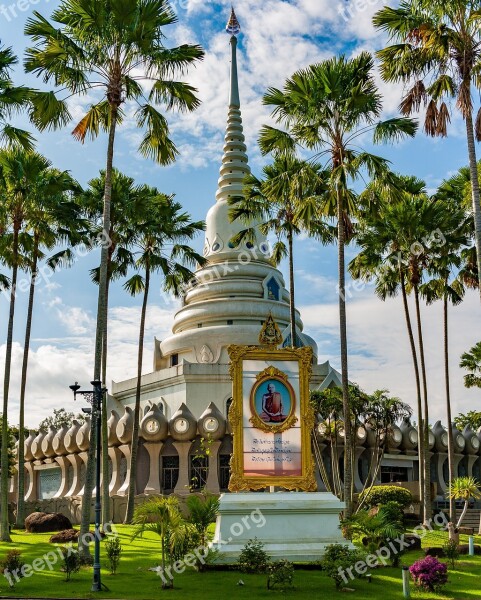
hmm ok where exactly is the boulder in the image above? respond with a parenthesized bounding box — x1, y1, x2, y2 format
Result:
(458, 544, 481, 555)
(424, 547, 446, 558)
(25, 512, 72, 533)
(49, 529, 79, 543)
(458, 526, 475, 536)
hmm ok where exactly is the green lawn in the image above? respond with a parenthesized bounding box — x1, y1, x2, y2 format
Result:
(0, 526, 480, 599)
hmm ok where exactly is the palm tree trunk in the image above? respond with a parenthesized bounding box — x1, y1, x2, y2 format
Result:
(1, 224, 20, 542)
(79, 105, 118, 556)
(287, 230, 297, 347)
(125, 264, 150, 523)
(457, 500, 469, 529)
(337, 190, 353, 517)
(15, 235, 39, 528)
(414, 286, 431, 524)
(465, 109, 481, 304)
(444, 291, 456, 524)
(101, 277, 110, 526)
(400, 270, 425, 519)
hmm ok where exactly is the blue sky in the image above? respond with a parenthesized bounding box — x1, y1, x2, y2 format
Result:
(1, 0, 480, 427)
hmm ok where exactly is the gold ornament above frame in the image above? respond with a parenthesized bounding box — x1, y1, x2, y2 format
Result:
(227, 340, 316, 492)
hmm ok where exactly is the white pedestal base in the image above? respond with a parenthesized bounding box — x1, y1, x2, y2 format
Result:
(210, 492, 349, 563)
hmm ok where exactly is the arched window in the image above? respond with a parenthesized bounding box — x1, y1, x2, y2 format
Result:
(266, 277, 280, 301)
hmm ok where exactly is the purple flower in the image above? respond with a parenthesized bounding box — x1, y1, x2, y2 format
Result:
(409, 556, 448, 592)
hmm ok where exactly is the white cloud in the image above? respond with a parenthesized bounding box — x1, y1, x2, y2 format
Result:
(301, 289, 481, 424)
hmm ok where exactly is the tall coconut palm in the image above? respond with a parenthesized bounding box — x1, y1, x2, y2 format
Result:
(259, 52, 417, 515)
(15, 170, 83, 528)
(0, 149, 56, 541)
(123, 190, 205, 523)
(421, 191, 471, 523)
(24, 0, 204, 552)
(0, 42, 34, 150)
(350, 177, 428, 497)
(350, 187, 464, 523)
(229, 156, 332, 347)
(374, 0, 481, 304)
(81, 169, 143, 525)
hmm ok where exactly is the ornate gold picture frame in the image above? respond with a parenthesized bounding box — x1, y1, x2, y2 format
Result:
(227, 344, 316, 492)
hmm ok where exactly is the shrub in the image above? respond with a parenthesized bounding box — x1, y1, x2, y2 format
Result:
(443, 539, 460, 568)
(60, 546, 80, 581)
(105, 535, 122, 575)
(267, 560, 294, 590)
(0, 549, 25, 588)
(238, 538, 270, 574)
(409, 556, 448, 592)
(322, 544, 365, 590)
(358, 485, 413, 509)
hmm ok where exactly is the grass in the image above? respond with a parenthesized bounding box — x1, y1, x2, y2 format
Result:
(0, 526, 480, 599)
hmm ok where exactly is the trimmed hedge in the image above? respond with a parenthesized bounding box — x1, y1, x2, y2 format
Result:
(358, 485, 413, 508)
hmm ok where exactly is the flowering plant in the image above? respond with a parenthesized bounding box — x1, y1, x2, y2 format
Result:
(409, 556, 448, 591)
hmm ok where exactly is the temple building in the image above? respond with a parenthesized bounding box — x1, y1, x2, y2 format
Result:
(11, 13, 481, 524)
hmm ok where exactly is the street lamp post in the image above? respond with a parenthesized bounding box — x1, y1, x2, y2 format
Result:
(69, 379, 106, 592)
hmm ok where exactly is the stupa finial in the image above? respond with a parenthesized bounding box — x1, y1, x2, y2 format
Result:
(226, 6, 241, 37)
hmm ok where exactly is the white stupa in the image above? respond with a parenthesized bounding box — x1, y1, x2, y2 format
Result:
(109, 9, 335, 495)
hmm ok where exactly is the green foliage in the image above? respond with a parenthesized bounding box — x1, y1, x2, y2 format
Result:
(0, 549, 25, 587)
(37, 408, 85, 432)
(238, 538, 270, 574)
(267, 559, 294, 591)
(443, 539, 460, 568)
(185, 493, 219, 570)
(105, 535, 122, 575)
(60, 547, 80, 581)
(321, 544, 365, 590)
(460, 342, 481, 389)
(343, 502, 405, 565)
(358, 485, 413, 509)
(132, 496, 195, 589)
(454, 410, 481, 432)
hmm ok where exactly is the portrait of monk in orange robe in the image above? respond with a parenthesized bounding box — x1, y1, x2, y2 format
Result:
(261, 382, 286, 423)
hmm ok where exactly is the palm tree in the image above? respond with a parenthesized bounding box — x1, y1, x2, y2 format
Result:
(421, 192, 470, 523)
(259, 53, 416, 516)
(81, 169, 143, 525)
(350, 175, 428, 516)
(229, 156, 332, 347)
(447, 477, 481, 528)
(186, 493, 219, 570)
(373, 0, 481, 304)
(0, 42, 33, 149)
(123, 190, 205, 523)
(460, 342, 481, 389)
(350, 186, 465, 523)
(132, 496, 194, 589)
(24, 0, 204, 552)
(0, 149, 58, 541)
(15, 169, 82, 528)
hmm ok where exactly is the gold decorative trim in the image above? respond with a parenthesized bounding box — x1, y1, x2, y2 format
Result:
(227, 344, 316, 492)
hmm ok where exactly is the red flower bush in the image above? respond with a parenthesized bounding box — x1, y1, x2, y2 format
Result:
(409, 556, 448, 591)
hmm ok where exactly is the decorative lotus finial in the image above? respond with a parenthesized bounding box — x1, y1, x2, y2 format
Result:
(226, 6, 241, 36)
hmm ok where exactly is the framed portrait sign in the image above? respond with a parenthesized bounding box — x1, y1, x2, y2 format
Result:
(227, 340, 316, 492)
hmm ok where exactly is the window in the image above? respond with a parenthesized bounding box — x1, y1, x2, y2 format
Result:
(219, 455, 231, 491)
(190, 455, 208, 490)
(226, 397, 233, 417)
(227, 320, 233, 325)
(198, 323, 203, 328)
(266, 277, 280, 301)
(38, 468, 62, 500)
(162, 456, 179, 491)
(171, 354, 179, 367)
